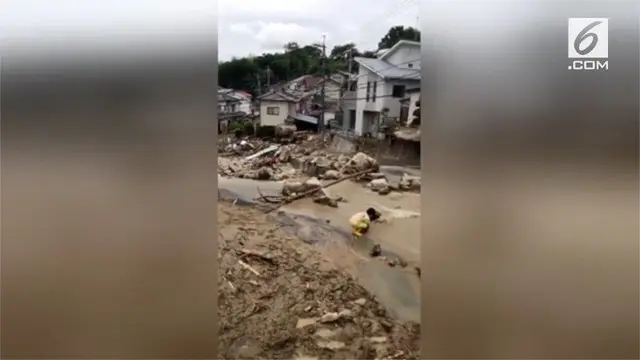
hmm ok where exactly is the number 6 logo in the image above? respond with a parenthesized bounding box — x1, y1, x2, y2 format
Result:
(568, 18, 609, 59)
(574, 21, 602, 56)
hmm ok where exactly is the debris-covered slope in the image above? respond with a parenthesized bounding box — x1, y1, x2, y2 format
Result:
(218, 201, 421, 359)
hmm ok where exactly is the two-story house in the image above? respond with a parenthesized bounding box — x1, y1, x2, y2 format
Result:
(341, 40, 420, 136)
(218, 88, 252, 115)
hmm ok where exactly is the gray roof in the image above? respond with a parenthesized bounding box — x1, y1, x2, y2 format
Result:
(257, 89, 302, 102)
(354, 57, 420, 80)
(293, 113, 318, 124)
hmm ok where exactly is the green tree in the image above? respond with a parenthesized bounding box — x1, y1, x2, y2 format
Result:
(218, 26, 416, 95)
(377, 25, 420, 50)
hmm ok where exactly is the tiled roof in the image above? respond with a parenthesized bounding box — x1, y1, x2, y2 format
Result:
(354, 57, 420, 80)
(257, 89, 302, 102)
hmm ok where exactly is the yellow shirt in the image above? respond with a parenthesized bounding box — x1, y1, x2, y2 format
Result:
(349, 212, 370, 237)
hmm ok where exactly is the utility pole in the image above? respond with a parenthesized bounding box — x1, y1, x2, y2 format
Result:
(256, 71, 262, 96)
(346, 47, 353, 91)
(319, 34, 327, 133)
(266, 66, 271, 90)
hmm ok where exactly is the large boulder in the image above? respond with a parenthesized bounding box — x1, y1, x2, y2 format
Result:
(322, 169, 340, 180)
(302, 177, 322, 192)
(256, 167, 273, 180)
(345, 152, 379, 173)
(399, 173, 421, 192)
(282, 180, 305, 196)
(368, 178, 389, 192)
(275, 124, 296, 138)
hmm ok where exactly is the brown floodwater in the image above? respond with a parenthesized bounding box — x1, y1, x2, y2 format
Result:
(219, 173, 422, 323)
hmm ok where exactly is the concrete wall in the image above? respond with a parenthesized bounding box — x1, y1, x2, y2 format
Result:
(382, 43, 421, 69)
(328, 133, 420, 166)
(375, 137, 421, 166)
(260, 101, 293, 126)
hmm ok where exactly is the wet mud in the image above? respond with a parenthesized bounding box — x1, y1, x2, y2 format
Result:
(218, 170, 421, 323)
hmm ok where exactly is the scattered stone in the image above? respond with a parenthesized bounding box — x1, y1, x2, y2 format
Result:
(368, 178, 389, 192)
(370, 244, 382, 257)
(313, 196, 338, 208)
(338, 309, 353, 318)
(282, 180, 304, 196)
(388, 182, 400, 192)
(296, 318, 318, 328)
(345, 152, 379, 173)
(399, 173, 421, 192)
(294, 355, 318, 360)
(353, 298, 367, 306)
(315, 328, 338, 339)
(303, 177, 322, 191)
(369, 336, 388, 344)
(316, 340, 346, 350)
(256, 167, 273, 180)
(378, 186, 391, 195)
(379, 319, 394, 331)
(319, 312, 340, 323)
(322, 169, 340, 180)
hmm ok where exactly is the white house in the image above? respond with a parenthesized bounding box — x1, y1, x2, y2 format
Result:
(341, 40, 420, 135)
(257, 90, 302, 126)
(218, 88, 252, 114)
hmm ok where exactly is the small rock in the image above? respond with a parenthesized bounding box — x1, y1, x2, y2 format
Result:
(256, 167, 272, 180)
(319, 312, 340, 323)
(315, 328, 338, 339)
(313, 196, 338, 208)
(378, 186, 391, 195)
(369, 172, 387, 179)
(323, 169, 340, 180)
(368, 336, 388, 344)
(368, 178, 389, 191)
(379, 319, 393, 331)
(296, 318, 318, 328)
(303, 177, 322, 190)
(353, 298, 367, 306)
(370, 244, 382, 257)
(338, 309, 353, 318)
(316, 340, 346, 350)
(282, 180, 304, 196)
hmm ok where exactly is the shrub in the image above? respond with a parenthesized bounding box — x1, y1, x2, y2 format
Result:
(243, 122, 255, 136)
(255, 125, 276, 138)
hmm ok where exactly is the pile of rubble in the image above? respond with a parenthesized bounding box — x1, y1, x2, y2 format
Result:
(218, 201, 421, 359)
(219, 136, 422, 206)
(363, 173, 422, 196)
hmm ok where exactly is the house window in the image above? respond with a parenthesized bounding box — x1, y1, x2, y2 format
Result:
(408, 63, 413, 68)
(349, 81, 357, 91)
(372, 81, 377, 102)
(266, 106, 279, 115)
(392, 85, 406, 98)
(366, 82, 371, 101)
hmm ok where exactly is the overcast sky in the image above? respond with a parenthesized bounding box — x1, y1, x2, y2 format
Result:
(0, 0, 419, 61)
(218, 0, 420, 61)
